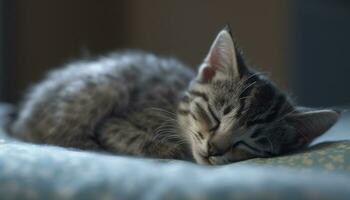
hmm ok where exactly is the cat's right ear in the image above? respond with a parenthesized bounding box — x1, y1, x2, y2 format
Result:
(284, 108, 340, 151)
(197, 26, 247, 83)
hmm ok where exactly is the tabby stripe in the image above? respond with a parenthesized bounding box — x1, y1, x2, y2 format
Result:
(143, 141, 152, 151)
(196, 131, 204, 140)
(193, 133, 201, 141)
(233, 141, 262, 154)
(195, 102, 210, 122)
(207, 105, 219, 125)
(236, 83, 255, 118)
(246, 95, 285, 127)
(177, 109, 190, 115)
(263, 95, 285, 121)
(127, 135, 140, 146)
(189, 90, 209, 102)
(250, 128, 263, 139)
(191, 113, 198, 120)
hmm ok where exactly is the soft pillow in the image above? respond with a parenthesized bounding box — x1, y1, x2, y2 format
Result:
(0, 104, 349, 200)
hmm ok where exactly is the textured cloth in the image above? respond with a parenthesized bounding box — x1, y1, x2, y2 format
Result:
(0, 104, 350, 200)
(242, 141, 350, 172)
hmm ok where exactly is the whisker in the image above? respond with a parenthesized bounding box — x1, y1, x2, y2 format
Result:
(238, 96, 250, 101)
(234, 72, 262, 90)
(277, 109, 296, 121)
(238, 81, 256, 97)
(244, 72, 266, 83)
(146, 107, 177, 117)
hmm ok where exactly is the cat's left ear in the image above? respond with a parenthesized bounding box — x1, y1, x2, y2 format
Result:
(284, 108, 340, 150)
(197, 26, 247, 83)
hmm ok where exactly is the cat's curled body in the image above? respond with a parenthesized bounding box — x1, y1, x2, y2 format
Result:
(12, 51, 194, 160)
(11, 27, 339, 165)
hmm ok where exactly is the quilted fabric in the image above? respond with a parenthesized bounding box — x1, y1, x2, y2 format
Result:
(0, 104, 349, 200)
(242, 141, 350, 172)
(0, 140, 350, 200)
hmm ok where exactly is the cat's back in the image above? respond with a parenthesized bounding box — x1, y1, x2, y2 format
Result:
(44, 51, 193, 92)
(11, 51, 194, 144)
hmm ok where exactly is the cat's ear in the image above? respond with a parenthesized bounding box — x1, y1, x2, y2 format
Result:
(197, 26, 247, 83)
(284, 108, 340, 150)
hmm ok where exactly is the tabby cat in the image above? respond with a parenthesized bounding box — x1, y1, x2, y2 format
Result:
(11, 26, 339, 165)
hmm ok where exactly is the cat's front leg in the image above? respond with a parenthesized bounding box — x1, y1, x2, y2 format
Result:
(96, 117, 191, 160)
(208, 148, 255, 165)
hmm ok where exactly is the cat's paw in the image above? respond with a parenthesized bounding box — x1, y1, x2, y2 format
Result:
(208, 148, 257, 165)
(208, 156, 229, 165)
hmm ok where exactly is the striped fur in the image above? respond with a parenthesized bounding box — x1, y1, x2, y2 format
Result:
(177, 27, 339, 165)
(11, 27, 339, 165)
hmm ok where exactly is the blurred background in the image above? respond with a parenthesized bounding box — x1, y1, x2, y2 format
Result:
(0, 0, 349, 107)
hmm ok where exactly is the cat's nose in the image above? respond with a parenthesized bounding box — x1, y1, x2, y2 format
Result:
(208, 142, 225, 156)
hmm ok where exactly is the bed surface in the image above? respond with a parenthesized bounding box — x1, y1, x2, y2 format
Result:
(0, 104, 349, 200)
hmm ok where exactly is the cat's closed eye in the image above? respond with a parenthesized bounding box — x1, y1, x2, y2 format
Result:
(209, 123, 220, 132)
(223, 106, 233, 115)
(11, 23, 339, 167)
(177, 27, 340, 165)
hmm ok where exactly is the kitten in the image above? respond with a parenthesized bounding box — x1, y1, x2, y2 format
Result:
(11, 26, 339, 165)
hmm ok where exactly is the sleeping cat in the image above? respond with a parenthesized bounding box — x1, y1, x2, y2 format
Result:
(11, 26, 339, 165)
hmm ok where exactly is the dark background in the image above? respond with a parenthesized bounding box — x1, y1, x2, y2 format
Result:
(0, 0, 349, 107)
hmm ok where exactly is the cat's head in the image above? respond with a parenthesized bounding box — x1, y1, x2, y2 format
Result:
(177, 27, 339, 165)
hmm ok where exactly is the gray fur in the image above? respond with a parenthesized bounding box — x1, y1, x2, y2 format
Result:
(176, 28, 339, 164)
(11, 28, 339, 165)
(11, 51, 193, 160)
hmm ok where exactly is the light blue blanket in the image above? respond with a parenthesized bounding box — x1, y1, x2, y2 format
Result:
(0, 104, 349, 200)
